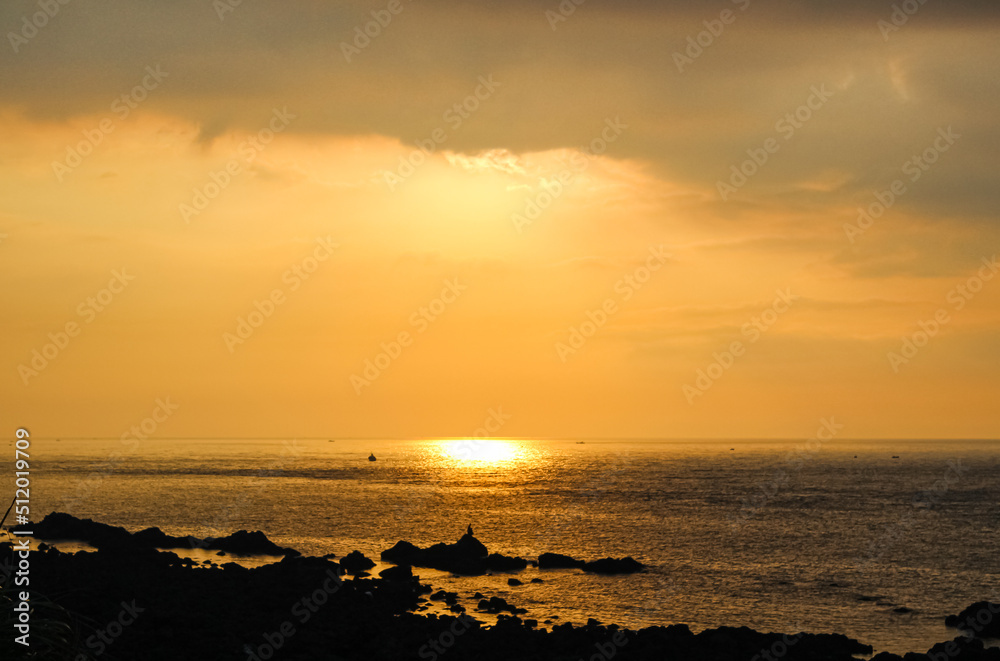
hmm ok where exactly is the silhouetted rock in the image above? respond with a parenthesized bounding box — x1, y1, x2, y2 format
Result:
(17, 512, 301, 557)
(485, 552, 528, 571)
(582, 556, 644, 574)
(870, 653, 903, 661)
(340, 550, 376, 574)
(538, 552, 584, 569)
(925, 635, 1000, 661)
(133, 526, 199, 549)
(381, 540, 423, 564)
(8, 514, 977, 661)
(477, 596, 521, 615)
(378, 564, 413, 581)
(454, 532, 489, 556)
(381, 533, 525, 576)
(945, 601, 1000, 638)
(508, 578, 522, 586)
(17, 512, 132, 547)
(204, 530, 300, 557)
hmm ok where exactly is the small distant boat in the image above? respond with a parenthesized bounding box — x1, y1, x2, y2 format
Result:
(368, 452, 377, 462)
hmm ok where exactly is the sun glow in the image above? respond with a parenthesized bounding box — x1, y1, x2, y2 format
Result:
(437, 439, 521, 464)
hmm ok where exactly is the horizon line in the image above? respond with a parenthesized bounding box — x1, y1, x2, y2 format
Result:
(21, 436, 1000, 442)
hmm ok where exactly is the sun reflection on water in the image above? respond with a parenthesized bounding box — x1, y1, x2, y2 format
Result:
(435, 439, 524, 465)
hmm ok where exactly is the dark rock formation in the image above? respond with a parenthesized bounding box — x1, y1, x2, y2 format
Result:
(538, 552, 643, 574)
(870, 653, 903, 661)
(582, 556, 644, 574)
(537, 552, 584, 569)
(476, 596, 525, 615)
(133, 525, 201, 549)
(381, 533, 526, 576)
(8, 514, 993, 661)
(15, 512, 132, 547)
(339, 550, 376, 574)
(378, 564, 413, 581)
(380, 540, 423, 564)
(945, 601, 1000, 638)
(17, 512, 300, 556)
(485, 552, 528, 572)
(204, 530, 300, 557)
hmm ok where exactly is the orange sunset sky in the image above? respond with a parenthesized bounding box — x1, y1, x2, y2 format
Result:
(1, 0, 998, 440)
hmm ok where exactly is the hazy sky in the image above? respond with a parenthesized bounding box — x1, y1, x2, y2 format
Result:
(2, 0, 998, 439)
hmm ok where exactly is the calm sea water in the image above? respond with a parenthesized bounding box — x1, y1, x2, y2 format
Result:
(5, 437, 1000, 655)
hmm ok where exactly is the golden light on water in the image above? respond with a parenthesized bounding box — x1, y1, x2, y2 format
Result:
(436, 439, 522, 464)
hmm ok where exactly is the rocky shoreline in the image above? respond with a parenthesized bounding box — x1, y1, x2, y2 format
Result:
(2, 513, 998, 660)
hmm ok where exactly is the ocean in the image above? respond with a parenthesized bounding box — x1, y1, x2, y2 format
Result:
(7, 436, 1000, 656)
